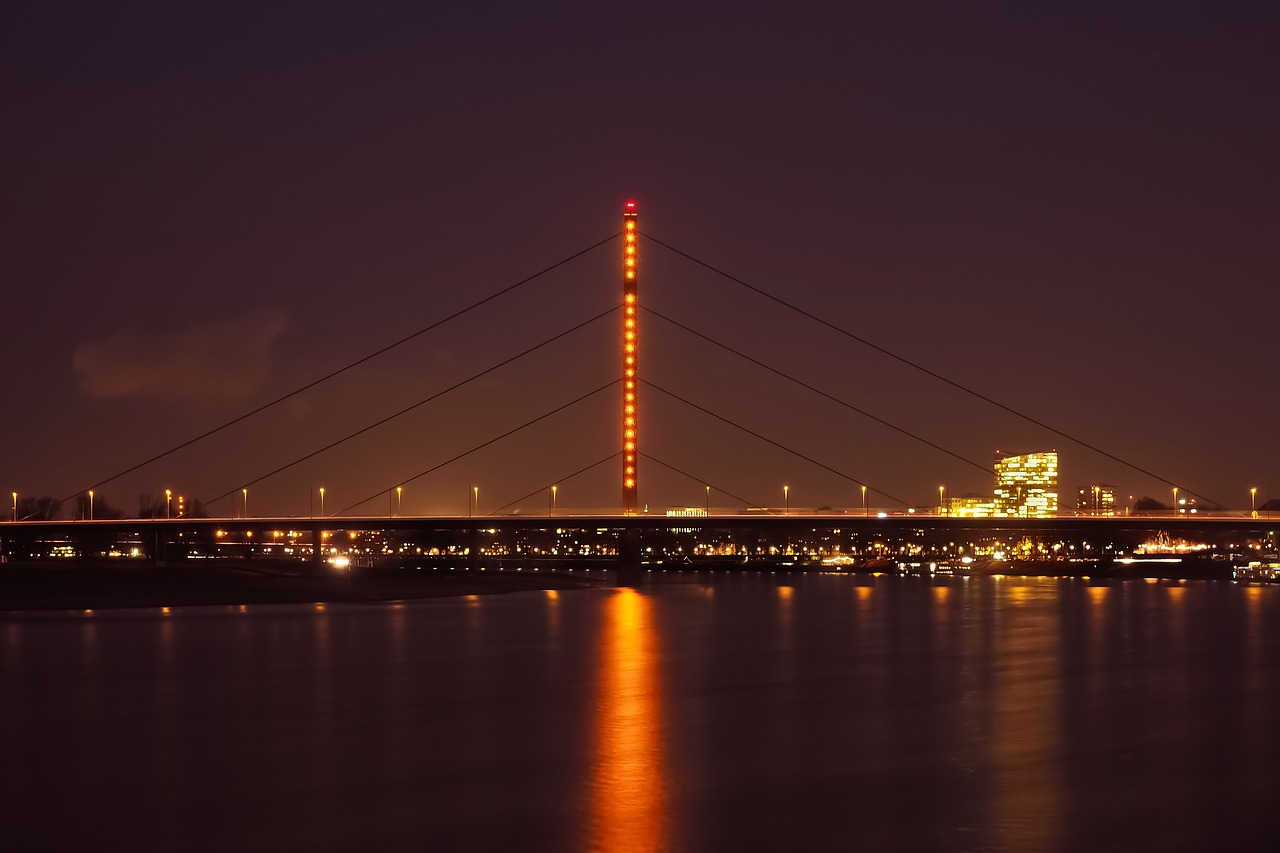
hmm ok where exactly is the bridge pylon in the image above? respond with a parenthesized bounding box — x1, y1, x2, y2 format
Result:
(622, 200, 639, 515)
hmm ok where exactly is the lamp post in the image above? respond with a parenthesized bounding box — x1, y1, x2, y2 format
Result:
(319, 487, 325, 518)
(861, 484, 867, 518)
(705, 485, 710, 516)
(784, 485, 790, 517)
(939, 485, 945, 516)
(397, 486, 403, 516)
(472, 486, 479, 518)
(243, 488, 249, 519)
(165, 489, 172, 520)
(1172, 487, 1178, 516)
(550, 485, 557, 518)
(12, 492, 17, 523)
(88, 490, 94, 521)
(1093, 485, 1100, 516)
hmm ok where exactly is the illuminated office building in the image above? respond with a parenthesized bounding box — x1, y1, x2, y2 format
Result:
(993, 451, 1058, 517)
(949, 494, 996, 518)
(1076, 484, 1116, 516)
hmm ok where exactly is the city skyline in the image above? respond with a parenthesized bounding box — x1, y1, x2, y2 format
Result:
(3, 2, 1277, 517)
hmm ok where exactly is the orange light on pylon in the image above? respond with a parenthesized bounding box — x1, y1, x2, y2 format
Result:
(622, 200, 639, 514)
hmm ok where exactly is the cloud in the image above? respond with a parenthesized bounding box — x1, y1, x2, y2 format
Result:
(73, 309, 289, 400)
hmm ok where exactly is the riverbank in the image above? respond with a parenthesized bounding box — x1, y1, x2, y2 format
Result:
(0, 560, 603, 612)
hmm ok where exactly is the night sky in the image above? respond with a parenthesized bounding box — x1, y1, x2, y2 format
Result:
(3, 1, 1277, 518)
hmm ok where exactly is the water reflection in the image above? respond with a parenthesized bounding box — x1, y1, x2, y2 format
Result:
(989, 581, 1062, 851)
(590, 588, 666, 852)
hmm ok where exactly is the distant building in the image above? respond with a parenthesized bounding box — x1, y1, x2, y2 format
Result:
(665, 507, 708, 518)
(949, 494, 996, 518)
(1076, 484, 1117, 516)
(994, 451, 1058, 517)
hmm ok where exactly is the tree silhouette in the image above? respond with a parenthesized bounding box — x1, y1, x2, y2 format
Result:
(70, 493, 124, 520)
(17, 496, 61, 521)
(137, 493, 167, 519)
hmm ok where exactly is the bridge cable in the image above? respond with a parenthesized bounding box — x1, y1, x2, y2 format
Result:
(643, 306, 991, 477)
(205, 305, 621, 509)
(65, 232, 621, 505)
(487, 452, 620, 516)
(639, 452, 769, 512)
(336, 379, 620, 516)
(641, 379, 912, 508)
(645, 234, 1223, 508)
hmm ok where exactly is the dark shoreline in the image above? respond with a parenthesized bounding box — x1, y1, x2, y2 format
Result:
(0, 560, 603, 613)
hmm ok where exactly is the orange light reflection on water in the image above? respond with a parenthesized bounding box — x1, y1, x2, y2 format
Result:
(590, 588, 665, 852)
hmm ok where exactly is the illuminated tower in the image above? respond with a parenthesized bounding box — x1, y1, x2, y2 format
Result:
(622, 200, 639, 514)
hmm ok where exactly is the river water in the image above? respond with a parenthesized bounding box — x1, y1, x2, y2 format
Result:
(3, 573, 1279, 852)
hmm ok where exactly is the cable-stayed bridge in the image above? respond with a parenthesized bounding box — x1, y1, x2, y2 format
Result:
(3, 202, 1275, 579)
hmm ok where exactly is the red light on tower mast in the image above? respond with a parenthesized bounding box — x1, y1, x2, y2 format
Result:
(622, 201, 639, 514)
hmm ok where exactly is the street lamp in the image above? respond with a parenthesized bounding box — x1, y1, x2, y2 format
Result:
(550, 485, 557, 518)
(784, 485, 789, 517)
(243, 488, 249, 519)
(861, 484, 867, 518)
(319, 487, 325, 518)
(12, 492, 17, 523)
(165, 489, 172, 520)
(88, 490, 94, 521)
(1172, 487, 1178, 516)
(472, 486, 479, 518)
(397, 486, 403, 516)
(1093, 485, 1100, 516)
(705, 484, 710, 516)
(939, 485, 945, 516)
(1251, 487, 1258, 518)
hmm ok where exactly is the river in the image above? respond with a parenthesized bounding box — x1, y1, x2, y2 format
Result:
(3, 573, 1279, 851)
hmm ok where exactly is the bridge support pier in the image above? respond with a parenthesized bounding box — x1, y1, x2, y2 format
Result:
(311, 524, 325, 568)
(468, 527, 480, 572)
(617, 526, 644, 587)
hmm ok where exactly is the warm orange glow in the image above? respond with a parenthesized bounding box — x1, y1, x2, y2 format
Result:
(590, 589, 665, 850)
(622, 204, 638, 513)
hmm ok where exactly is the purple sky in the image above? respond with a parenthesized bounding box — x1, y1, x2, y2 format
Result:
(3, 1, 1277, 518)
